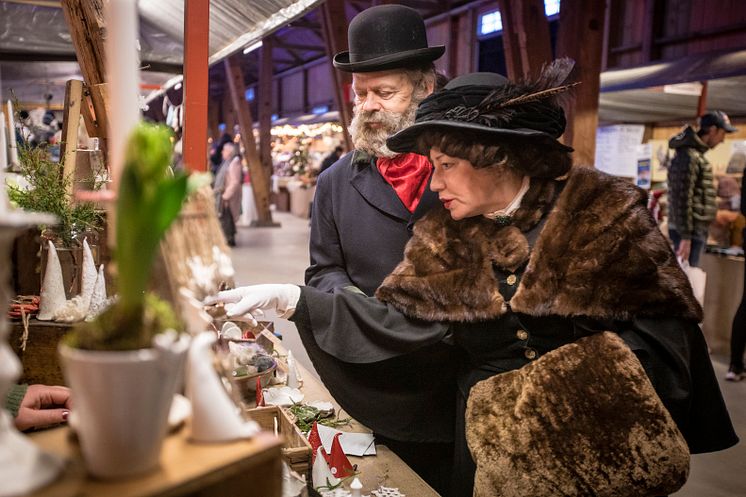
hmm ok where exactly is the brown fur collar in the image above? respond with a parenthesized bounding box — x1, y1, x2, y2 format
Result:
(376, 167, 702, 322)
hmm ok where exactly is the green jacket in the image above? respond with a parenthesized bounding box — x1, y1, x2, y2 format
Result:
(667, 125, 717, 238)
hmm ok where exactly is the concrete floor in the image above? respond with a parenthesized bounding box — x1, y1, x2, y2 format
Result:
(231, 211, 745, 496)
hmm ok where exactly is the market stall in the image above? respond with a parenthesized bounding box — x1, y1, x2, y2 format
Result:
(21, 329, 438, 497)
(271, 120, 344, 217)
(1, 2, 437, 495)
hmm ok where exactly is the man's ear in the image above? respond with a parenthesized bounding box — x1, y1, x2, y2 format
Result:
(425, 78, 435, 95)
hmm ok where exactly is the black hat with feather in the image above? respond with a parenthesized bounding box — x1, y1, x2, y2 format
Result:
(387, 59, 578, 154)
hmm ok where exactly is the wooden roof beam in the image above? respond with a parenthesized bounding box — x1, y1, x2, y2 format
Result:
(320, 0, 352, 150)
(288, 18, 323, 36)
(277, 45, 306, 66)
(60, 0, 106, 86)
(272, 41, 325, 54)
(556, 0, 606, 167)
(497, 0, 552, 80)
(225, 55, 275, 225)
(183, 0, 209, 172)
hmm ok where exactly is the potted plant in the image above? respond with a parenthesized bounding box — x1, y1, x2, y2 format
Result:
(58, 123, 191, 479)
(6, 144, 104, 297)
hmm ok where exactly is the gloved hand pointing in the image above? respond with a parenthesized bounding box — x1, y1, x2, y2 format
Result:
(204, 284, 301, 325)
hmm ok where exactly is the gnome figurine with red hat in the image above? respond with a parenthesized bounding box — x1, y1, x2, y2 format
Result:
(308, 421, 324, 463)
(312, 446, 339, 490)
(329, 433, 355, 478)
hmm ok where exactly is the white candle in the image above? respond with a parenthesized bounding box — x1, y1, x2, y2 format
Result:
(0, 111, 7, 170)
(6, 101, 18, 166)
(350, 477, 363, 497)
(105, 0, 141, 190)
(286, 350, 300, 389)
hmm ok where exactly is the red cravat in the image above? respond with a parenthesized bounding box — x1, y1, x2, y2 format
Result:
(376, 153, 432, 213)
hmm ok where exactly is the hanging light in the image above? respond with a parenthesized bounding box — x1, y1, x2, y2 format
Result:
(243, 41, 263, 54)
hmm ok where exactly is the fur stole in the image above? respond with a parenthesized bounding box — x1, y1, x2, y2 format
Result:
(376, 167, 702, 323)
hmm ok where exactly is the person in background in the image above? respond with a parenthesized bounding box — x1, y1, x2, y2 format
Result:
(209, 133, 233, 176)
(5, 384, 71, 432)
(706, 174, 743, 248)
(239, 164, 258, 227)
(214, 141, 243, 247)
(304, 5, 454, 493)
(727, 171, 746, 381)
(667, 110, 737, 266)
(171, 132, 184, 173)
(319, 145, 344, 174)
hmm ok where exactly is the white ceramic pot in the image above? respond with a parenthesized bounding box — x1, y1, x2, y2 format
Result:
(59, 334, 188, 479)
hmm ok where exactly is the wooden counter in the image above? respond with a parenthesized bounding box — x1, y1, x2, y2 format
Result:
(26, 427, 283, 497)
(257, 331, 440, 496)
(12, 329, 439, 496)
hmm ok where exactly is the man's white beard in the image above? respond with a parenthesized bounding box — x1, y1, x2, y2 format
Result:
(349, 98, 419, 158)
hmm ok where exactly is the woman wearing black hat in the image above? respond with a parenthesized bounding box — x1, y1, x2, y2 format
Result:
(208, 61, 737, 497)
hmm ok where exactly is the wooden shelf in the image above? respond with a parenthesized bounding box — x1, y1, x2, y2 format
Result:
(26, 426, 283, 497)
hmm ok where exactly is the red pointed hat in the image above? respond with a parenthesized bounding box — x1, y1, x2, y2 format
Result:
(329, 433, 355, 478)
(308, 422, 323, 463)
(255, 378, 265, 407)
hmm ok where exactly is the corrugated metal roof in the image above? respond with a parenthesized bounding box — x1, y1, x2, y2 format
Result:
(0, 0, 324, 66)
(0, 0, 324, 106)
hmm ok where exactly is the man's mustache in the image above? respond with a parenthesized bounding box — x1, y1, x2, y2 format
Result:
(357, 111, 398, 126)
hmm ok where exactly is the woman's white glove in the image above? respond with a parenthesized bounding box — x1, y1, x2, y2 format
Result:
(205, 284, 301, 325)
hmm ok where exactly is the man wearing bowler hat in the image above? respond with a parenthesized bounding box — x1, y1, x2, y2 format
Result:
(303, 4, 455, 494)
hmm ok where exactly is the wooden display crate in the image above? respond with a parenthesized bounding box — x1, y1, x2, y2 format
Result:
(248, 405, 312, 476)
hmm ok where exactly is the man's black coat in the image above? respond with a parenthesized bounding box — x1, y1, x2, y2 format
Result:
(306, 150, 438, 296)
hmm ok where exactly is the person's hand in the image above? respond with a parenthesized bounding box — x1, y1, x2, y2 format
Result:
(677, 238, 692, 263)
(205, 284, 301, 325)
(15, 385, 72, 432)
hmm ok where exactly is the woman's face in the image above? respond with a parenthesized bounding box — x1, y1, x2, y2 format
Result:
(429, 146, 520, 221)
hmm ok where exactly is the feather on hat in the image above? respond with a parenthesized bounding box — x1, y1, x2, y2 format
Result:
(387, 58, 578, 154)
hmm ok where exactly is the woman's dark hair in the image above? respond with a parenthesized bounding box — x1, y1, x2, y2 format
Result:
(415, 129, 572, 178)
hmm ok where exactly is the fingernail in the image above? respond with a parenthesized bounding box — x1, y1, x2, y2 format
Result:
(62, 411, 70, 421)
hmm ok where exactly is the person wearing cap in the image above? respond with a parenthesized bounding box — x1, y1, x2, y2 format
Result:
(303, 5, 455, 493)
(208, 62, 737, 496)
(667, 110, 738, 266)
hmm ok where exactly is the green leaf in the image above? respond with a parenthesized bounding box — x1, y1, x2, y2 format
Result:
(70, 123, 189, 349)
(150, 174, 188, 239)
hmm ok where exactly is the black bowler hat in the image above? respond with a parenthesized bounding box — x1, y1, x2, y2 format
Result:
(333, 5, 445, 73)
(387, 60, 578, 155)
